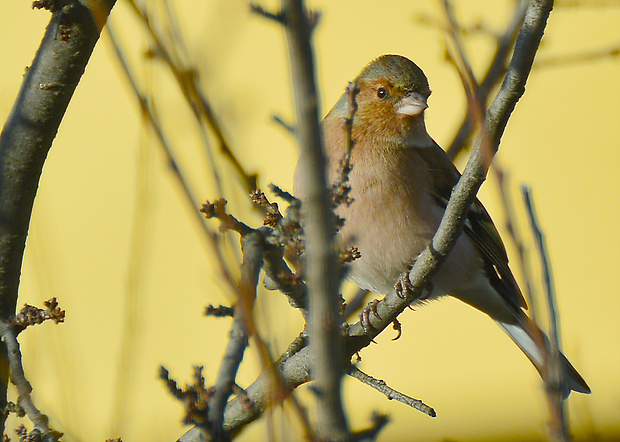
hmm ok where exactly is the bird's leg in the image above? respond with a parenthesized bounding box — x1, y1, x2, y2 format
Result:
(359, 298, 381, 334)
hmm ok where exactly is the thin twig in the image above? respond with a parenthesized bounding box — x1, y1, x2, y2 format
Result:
(0, 322, 62, 441)
(347, 366, 436, 417)
(493, 164, 537, 321)
(521, 185, 568, 441)
(536, 44, 620, 67)
(343, 289, 370, 320)
(208, 230, 264, 438)
(349, 412, 390, 442)
(331, 81, 359, 209)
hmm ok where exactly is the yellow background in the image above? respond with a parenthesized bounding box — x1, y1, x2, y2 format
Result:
(1, 1, 619, 440)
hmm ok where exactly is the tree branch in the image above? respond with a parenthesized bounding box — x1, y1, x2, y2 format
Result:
(522, 186, 568, 441)
(281, 0, 348, 439)
(0, 0, 116, 432)
(208, 230, 264, 439)
(347, 366, 436, 418)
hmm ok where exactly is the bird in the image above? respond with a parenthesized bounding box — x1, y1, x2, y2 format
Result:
(293, 54, 590, 397)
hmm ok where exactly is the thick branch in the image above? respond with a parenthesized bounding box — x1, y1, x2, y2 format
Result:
(0, 0, 116, 431)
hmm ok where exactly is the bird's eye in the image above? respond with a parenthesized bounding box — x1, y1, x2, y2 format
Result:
(377, 87, 388, 99)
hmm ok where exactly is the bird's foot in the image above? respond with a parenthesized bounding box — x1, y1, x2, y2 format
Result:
(359, 299, 381, 335)
(395, 267, 434, 301)
(395, 267, 415, 299)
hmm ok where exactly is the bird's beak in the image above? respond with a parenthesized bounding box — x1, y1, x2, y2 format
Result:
(396, 92, 428, 116)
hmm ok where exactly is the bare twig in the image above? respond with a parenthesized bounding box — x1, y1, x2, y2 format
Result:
(272, 114, 296, 134)
(493, 164, 537, 320)
(204, 305, 235, 318)
(281, 0, 349, 438)
(0, 321, 63, 441)
(250, 3, 287, 24)
(208, 230, 264, 439)
(521, 186, 568, 441)
(200, 199, 252, 235)
(343, 289, 370, 320)
(350, 412, 390, 442)
(331, 81, 359, 209)
(536, 43, 620, 67)
(347, 366, 436, 417)
(160, 366, 213, 429)
(9, 298, 65, 333)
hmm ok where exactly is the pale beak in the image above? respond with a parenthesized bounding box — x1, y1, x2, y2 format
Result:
(396, 92, 428, 116)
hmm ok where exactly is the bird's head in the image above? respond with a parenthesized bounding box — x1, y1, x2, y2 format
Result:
(347, 55, 432, 144)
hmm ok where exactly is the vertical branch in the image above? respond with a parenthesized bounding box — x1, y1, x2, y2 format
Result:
(281, 0, 348, 439)
(521, 186, 568, 441)
(0, 0, 116, 432)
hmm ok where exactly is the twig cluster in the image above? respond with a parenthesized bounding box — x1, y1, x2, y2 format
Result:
(0, 299, 66, 441)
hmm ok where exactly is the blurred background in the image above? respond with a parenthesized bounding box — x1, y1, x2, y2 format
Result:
(1, 0, 619, 440)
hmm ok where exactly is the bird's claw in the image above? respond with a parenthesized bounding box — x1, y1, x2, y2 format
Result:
(359, 299, 381, 335)
(395, 268, 415, 299)
(391, 318, 402, 341)
(395, 266, 435, 301)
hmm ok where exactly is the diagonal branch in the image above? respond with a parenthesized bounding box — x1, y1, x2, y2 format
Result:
(345, 0, 554, 347)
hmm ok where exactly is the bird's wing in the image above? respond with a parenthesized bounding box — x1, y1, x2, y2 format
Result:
(415, 142, 526, 311)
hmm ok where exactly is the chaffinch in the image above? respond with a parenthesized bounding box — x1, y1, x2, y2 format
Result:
(294, 54, 589, 397)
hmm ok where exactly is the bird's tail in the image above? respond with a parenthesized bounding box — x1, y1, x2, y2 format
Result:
(496, 314, 590, 398)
